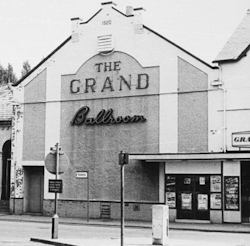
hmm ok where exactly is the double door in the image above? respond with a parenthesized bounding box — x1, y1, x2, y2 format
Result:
(177, 175, 210, 220)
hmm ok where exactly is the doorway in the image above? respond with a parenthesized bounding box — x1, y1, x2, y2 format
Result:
(176, 175, 210, 220)
(25, 166, 44, 213)
(1, 140, 11, 201)
(241, 161, 250, 222)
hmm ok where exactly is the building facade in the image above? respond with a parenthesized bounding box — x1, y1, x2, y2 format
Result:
(0, 85, 13, 213)
(10, 2, 250, 223)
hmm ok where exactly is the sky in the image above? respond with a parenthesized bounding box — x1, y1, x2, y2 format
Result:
(1, 0, 250, 78)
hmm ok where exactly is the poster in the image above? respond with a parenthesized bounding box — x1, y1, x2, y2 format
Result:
(210, 193, 221, 209)
(181, 193, 192, 210)
(165, 176, 176, 192)
(224, 176, 239, 210)
(166, 192, 176, 208)
(198, 194, 208, 210)
(199, 177, 205, 185)
(210, 176, 221, 192)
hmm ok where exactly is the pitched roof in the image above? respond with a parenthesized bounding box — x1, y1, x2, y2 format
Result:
(0, 85, 13, 123)
(213, 10, 250, 63)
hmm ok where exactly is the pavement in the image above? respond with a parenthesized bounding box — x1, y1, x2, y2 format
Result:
(0, 213, 250, 246)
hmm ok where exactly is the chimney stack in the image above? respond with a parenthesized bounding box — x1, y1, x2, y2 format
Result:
(126, 6, 133, 16)
(134, 7, 146, 34)
(71, 17, 82, 43)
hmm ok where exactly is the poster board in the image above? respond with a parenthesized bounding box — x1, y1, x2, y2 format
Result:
(224, 176, 239, 210)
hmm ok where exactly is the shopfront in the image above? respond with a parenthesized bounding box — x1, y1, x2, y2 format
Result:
(130, 152, 250, 223)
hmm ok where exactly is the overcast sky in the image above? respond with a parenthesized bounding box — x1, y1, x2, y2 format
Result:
(1, 0, 250, 78)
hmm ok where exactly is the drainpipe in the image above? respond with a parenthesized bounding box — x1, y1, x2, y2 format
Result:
(218, 65, 227, 153)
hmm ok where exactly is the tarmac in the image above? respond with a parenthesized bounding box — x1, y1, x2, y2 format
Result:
(0, 213, 250, 246)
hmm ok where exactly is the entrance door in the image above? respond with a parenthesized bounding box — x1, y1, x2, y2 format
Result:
(27, 167, 44, 213)
(177, 175, 210, 220)
(241, 162, 250, 222)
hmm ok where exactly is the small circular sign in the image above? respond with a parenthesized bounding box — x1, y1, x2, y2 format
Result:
(45, 152, 69, 174)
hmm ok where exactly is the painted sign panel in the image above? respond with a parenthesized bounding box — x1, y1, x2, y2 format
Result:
(61, 51, 159, 101)
(232, 131, 250, 147)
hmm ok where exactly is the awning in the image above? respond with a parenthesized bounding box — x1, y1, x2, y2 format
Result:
(129, 152, 250, 162)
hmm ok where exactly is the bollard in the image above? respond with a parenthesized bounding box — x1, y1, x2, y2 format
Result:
(52, 213, 59, 239)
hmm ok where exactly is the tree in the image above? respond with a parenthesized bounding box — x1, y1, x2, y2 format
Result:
(21, 60, 31, 78)
(0, 63, 17, 85)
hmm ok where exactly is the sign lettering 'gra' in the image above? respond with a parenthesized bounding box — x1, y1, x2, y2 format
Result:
(70, 61, 149, 94)
(71, 106, 146, 126)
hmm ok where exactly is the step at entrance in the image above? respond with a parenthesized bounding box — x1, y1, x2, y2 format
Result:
(100, 203, 111, 219)
(0, 200, 9, 213)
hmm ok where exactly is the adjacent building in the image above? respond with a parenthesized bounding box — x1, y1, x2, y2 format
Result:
(0, 85, 13, 212)
(9, 2, 250, 223)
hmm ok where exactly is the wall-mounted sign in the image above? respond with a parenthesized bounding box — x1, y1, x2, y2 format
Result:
(232, 131, 250, 147)
(75, 171, 88, 179)
(61, 51, 159, 101)
(49, 179, 63, 193)
(71, 106, 146, 126)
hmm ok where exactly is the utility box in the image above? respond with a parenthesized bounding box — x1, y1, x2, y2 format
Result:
(152, 205, 169, 245)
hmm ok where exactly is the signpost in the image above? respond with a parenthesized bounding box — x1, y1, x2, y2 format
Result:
(75, 171, 89, 222)
(45, 143, 69, 239)
(119, 151, 129, 246)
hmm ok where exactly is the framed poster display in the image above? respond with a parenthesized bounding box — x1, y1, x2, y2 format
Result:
(210, 193, 221, 209)
(210, 176, 221, 192)
(224, 176, 239, 210)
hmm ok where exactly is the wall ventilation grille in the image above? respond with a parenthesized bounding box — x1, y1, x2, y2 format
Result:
(97, 35, 114, 55)
(100, 203, 111, 219)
